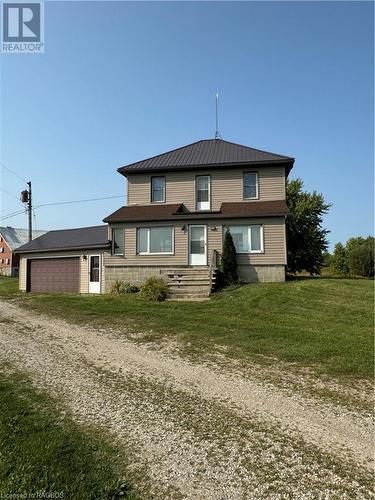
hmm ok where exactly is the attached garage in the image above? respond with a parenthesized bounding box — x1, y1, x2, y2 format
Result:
(28, 257, 80, 293)
(15, 226, 110, 294)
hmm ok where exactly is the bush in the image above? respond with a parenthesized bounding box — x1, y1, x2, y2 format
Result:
(110, 280, 139, 294)
(140, 276, 168, 302)
(348, 242, 374, 277)
(221, 230, 237, 285)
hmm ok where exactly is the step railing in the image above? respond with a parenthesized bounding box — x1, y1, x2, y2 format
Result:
(209, 249, 220, 294)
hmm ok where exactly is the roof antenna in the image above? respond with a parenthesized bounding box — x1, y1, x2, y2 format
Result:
(215, 92, 222, 139)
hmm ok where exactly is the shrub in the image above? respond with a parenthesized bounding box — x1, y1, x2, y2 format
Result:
(140, 276, 168, 302)
(348, 242, 374, 277)
(110, 280, 139, 294)
(221, 230, 237, 285)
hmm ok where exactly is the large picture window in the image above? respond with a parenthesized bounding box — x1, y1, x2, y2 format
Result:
(137, 227, 173, 254)
(112, 228, 124, 255)
(226, 225, 263, 253)
(243, 172, 258, 199)
(151, 177, 165, 203)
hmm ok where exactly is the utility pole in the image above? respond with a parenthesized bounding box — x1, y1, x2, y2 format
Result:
(27, 181, 32, 241)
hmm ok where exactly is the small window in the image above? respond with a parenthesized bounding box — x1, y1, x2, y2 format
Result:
(151, 177, 165, 203)
(196, 175, 210, 210)
(0, 247, 3, 253)
(137, 227, 173, 254)
(5, 258, 10, 265)
(243, 172, 258, 199)
(112, 228, 124, 255)
(226, 225, 263, 253)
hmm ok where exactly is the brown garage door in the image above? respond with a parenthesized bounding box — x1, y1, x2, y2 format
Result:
(29, 258, 80, 292)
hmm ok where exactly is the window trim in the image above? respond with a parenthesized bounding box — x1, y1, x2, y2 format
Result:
(150, 176, 166, 204)
(137, 226, 174, 255)
(195, 175, 211, 211)
(225, 224, 264, 254)
(243, 171, 259, 200)
(111, 228, 124, 256)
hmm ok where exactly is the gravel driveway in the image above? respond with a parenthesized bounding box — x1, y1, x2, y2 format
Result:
(0, 300, 373, 498)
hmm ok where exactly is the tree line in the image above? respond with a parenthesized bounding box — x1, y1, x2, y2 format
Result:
(220, 177, 373, 284)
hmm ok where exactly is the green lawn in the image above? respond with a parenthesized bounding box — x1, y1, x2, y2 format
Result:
(0, 364, 136, 499)
(0, 276, 373, 378)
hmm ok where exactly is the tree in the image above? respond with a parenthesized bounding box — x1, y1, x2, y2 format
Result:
(348, 238, 374, 277)
(286, 178, 331, 274)
(330, 242, 349, 275)
(221, 229, 237, 284)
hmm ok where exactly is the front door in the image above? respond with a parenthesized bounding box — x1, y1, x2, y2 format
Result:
(89, 255, 100, 293)
(188, 225, 207, 266)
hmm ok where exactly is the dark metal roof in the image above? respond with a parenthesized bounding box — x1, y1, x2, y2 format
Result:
(15, 225, 110, 254)
(0, 227, 47, 251)
(118, 139, 294, 176)
(103, 201, 289, 224)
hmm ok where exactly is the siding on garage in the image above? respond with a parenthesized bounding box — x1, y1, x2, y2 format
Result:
(19, 250, 108, 293)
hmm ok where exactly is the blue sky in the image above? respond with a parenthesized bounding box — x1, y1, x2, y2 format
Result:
(1, 1, 373, 250)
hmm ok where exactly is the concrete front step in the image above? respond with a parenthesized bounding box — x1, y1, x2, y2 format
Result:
(168, 292, 210, 299)
(168, 279, 212, 285)
(169, 285, 210, 293)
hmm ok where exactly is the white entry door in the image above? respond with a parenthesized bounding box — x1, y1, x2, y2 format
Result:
(89, 255, 100, 293)
(188, 225, 207, 266)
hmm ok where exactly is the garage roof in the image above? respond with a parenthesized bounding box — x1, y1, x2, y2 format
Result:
(15, 225, 110, 254)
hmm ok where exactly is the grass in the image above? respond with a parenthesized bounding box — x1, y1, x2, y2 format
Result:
(0, 276, 373, 378)
(0, 363, 137, 499)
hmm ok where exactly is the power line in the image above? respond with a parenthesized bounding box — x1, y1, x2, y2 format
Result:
(0, 188, 21, 201)
(34, 195, 123, 209)
(1, 162, 28, 184)
(0, 208, 27, 221)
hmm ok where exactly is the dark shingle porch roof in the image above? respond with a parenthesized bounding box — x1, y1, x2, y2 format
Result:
(103, 201, 289, 224)
(118, 139, 294, 176)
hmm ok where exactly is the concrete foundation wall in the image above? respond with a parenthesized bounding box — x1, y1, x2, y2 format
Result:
(105, 264, 285, 292)
(105, 265, 170, 293)
(237, 265, 285, 283)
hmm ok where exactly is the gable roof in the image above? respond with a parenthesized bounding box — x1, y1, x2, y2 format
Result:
(103, 201, 289, 224)
(0, 227, 47, 251)
(15, 225, 110, 254)
(118, 139, 294, 176)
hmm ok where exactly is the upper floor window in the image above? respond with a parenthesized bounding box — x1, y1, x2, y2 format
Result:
(112, 228, 124, 255)
(243, 172, 258, 199)
(196, 175, 210, 211)
(151, 177, 165, 203)
(226, 225, 263, 253)
(137, 227, 173, 254)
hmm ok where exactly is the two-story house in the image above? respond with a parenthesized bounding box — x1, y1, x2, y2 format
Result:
(103, 139, 293, 296)
(15, 139, 294, 297)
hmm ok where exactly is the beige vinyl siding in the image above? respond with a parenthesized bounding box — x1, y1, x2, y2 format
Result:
(105, 216, 286, 267)
(19, 250, 108, 293)
(127, 166, 285, 209)
(19, 256, 27, 291)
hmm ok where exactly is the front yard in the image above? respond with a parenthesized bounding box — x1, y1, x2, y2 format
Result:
(0, 276, 373, 498)
(1, 276, 373, 378)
